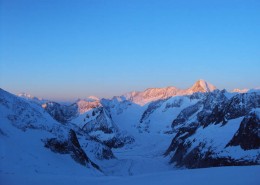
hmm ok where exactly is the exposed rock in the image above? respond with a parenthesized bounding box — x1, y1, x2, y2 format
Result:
(164, 125, 198, 157)
(44, 138, 69, 154)
(216, 93, 258, 123)
(140, 99, 167, 123)
(42, 99, 101, 123)
(68, 129, 101, 170)
(83, 107, 118, 134)
(82, 138, 115, 160)
(42, 102, 77, 123)
(227, 112, 260, 150)
(176, 144, 257, 168)
(44, 129, 101, 171)
(103, 134, 135, 148)
(172, 102, 203, 128)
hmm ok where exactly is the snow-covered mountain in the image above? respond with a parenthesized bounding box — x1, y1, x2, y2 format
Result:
(164, 90, 260, 168)
(41, 98, 101, 123)
(232, 88, 250, 93)
(116, 79, 216, 105)
(1, 80, 260, 183)
(0, 88, 116, 175)
(41, 98, 134, 149)
(186, 79, 216, 93)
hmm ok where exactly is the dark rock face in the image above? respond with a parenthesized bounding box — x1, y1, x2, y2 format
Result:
(44, 129, 100, 171)
(197, 91, 228, 127)
(100, 146, 115, 160)
(103, 135, 135, 148)
(68, 129, 91, 166)
(43, 102, 77, 123)
(166, 140, 257, 168)
(227, 112, 260, 150)
(172, 102, 203, 128)
(223, 93, 260, 121)
(164, 125, 198, 157)
(44, 138, 69, 154)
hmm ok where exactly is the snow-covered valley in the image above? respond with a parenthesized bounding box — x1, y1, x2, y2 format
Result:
(2, 165, 260, 185)
(1, 80, 260, 184)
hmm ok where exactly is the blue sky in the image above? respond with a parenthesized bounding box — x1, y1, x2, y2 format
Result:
(1, 0, 260, 100)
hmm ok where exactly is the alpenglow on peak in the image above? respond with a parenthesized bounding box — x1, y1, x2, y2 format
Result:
(117, 79, 217, 105)
(188, 79, 216, 93)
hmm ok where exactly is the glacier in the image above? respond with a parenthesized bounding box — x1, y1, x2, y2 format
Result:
(1, 80, 260, 185)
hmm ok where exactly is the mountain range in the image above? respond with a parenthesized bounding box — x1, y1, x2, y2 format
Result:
(1, 80, 260, 178)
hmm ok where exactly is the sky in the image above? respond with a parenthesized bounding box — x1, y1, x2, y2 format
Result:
(0, 0, 260, 100)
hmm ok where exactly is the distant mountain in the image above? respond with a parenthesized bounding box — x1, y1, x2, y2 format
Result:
(187, 79, 216, 93)
(117, 80, 216, 105)
(232, 88, 249, 93)
(85, 96, 100, 102)
(233, 88, 260, 94)
(74, 98, 101, 114)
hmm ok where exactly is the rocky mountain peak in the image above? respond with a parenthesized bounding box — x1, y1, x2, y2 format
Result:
(188, 79, 216, 93)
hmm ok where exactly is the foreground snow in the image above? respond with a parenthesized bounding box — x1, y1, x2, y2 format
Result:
(1, 165, 259, 185)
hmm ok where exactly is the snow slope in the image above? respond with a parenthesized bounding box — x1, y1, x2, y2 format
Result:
(1, 166, 259, 185)
(0, 121, 99, 176)
(0, 89, 107, 176)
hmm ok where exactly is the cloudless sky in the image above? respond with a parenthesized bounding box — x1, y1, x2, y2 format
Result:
(1, 0, 260, 100)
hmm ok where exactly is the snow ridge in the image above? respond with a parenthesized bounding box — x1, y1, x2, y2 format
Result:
(118, 79, 216, 105)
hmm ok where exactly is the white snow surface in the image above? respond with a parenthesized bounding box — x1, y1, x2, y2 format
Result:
(1, 166, 259, 185)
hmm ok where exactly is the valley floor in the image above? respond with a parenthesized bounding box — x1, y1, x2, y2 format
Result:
(1, 121, 260, 185)
(100, 132, 173, 176)
(1, 165, 259, 185)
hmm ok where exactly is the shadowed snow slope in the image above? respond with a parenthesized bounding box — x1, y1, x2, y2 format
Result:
(1, 166, 259, 185)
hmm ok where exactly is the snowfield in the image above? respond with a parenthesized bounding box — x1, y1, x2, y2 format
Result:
(1, 166, 260, 185)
